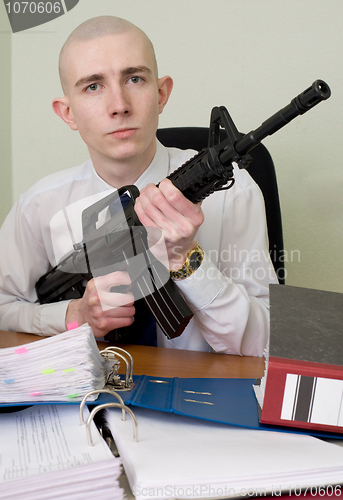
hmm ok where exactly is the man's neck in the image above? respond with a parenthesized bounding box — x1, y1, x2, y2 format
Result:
(90, 144, 157, 189)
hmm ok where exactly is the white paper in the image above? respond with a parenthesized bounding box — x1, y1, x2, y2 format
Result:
(106, 406, 343, 500)
(0, 325, 107, 402)
(0, 404, 123, 500)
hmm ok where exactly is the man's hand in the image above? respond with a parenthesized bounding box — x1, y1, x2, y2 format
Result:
(134, 179, 204, 270)
(65, 271, 135, 337)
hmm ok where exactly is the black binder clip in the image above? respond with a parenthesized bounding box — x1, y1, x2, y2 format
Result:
(99, 346, 135, 391)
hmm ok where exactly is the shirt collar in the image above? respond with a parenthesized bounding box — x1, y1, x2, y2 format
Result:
(89, 140, 169, 192)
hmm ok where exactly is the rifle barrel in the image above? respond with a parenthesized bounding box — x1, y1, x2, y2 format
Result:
(221, 80, 331, 162)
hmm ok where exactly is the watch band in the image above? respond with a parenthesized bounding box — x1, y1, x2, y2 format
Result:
(170, 242, 204, 280)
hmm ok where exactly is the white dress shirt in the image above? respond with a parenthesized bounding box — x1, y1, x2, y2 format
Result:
(0, 141, 278, 355)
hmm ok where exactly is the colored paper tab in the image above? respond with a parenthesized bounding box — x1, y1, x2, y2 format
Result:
(67, 321, 79, 330)
(15, 347, 28, 354)
(42, 369, 55, 375)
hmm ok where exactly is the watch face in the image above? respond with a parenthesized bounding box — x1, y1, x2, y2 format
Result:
(189, 251, 202, 271)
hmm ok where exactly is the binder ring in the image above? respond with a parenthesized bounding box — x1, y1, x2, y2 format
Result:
(100, 346, 134, 390)
(102, 346, 134, 382)
(86, 402, 138, 445)
(79, 389, 125, 425)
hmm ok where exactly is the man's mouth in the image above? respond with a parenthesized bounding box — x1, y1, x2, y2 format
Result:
(110, 128, 136, 140)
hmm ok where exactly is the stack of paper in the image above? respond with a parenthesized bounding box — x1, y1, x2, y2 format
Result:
(0, 404, 123, 500)
(0, 325, 106, 402)
(105, 406, 343, 499)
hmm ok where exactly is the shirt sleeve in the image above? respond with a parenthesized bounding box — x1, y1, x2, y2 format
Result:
(0, 200, 69, 335)
(175, 174, 278, 357)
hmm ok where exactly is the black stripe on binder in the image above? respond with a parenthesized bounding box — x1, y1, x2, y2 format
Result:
(308, 377, 317, 423)
(292, 375, 316, 422)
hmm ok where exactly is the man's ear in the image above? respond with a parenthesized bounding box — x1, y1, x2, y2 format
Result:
(52, 97, 78, 131)
(157, 76, 173, 114)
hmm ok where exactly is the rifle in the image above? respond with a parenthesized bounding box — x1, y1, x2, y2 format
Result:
(35, 80, 331, 340)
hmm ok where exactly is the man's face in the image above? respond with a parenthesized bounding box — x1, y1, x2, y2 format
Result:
(61, 31, 166, 172)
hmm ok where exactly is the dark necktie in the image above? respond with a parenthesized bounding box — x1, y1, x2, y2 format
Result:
(104, 193, 157, 346)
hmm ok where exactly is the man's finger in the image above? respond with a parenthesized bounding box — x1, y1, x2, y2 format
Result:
(93, 271, 132, 292)
(99, 290, 135, 310)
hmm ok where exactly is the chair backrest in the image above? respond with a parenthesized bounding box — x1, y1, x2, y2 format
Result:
(157, 127, 285, 284)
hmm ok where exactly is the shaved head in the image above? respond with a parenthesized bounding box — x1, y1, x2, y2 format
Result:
(59, 16, 158, 95)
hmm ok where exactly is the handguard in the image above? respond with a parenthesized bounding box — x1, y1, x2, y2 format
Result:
(35, 80, 331, 340)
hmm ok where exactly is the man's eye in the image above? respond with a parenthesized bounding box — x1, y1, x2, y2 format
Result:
(86, 83, 101, 92)
(129, 76, 143, 84)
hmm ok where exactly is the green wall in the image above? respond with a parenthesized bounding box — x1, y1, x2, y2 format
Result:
(0, 6, 12, 224)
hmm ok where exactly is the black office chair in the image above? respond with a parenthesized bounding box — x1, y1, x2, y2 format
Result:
(156, 127, 285, 284)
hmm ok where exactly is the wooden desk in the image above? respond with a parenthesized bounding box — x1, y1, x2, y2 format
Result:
(1, 331, 341, 499)
(0, 330, 264, 379)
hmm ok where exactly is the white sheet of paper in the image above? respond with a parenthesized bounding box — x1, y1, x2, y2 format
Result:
(0, 405, 123, 500)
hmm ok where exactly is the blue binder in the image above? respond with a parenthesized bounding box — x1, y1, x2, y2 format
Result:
(1, 375, 342, 439)
(90, 375, 343, 438)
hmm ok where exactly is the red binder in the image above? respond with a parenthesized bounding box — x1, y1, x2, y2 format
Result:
(259, 285, 343, 434)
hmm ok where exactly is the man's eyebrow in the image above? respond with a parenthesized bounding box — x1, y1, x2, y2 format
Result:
(74, 73, 105, 87)
(121, 66, 152, 76)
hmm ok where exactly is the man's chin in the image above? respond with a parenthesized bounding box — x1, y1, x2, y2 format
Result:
(111, 138, 156, 163)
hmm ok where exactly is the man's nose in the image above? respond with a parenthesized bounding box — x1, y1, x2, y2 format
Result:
(108, 85, 131, 116)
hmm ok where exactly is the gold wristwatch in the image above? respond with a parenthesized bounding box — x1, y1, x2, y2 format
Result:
(170, 242, 204, 280)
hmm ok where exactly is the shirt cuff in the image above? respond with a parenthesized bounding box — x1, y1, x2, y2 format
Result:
(39, 300, 71, 335)
(174, 253, 226, 311)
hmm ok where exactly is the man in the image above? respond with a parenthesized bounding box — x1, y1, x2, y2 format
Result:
(0, 16, 278, 355)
